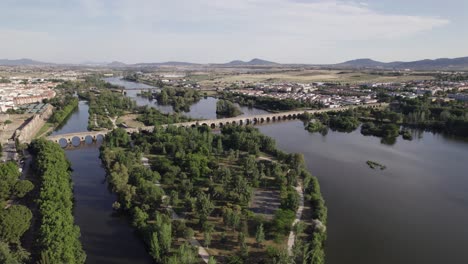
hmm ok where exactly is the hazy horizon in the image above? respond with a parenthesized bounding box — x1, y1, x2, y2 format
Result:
(1, 0, 467, 64)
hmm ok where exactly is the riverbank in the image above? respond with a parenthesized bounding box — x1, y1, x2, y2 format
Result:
(35, 98, 79, 138)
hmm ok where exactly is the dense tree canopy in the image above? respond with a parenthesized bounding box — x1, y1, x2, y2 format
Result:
(101, 124, 327, 263)
(156, 87, 201, 112)
(216, 99, 243, 118)
(0, 205, 32, 244)
(29, 139, 86, 264)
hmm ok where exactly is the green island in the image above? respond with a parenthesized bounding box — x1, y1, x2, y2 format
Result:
(156, 87, 202, 112)
(137, 89, 157, 99)
(100, 125, 327, 263)
(366, 161, 387, 170)
(305, 120, 327, 134)
(216, 99, 243, 118)
(136, 106, 194, 126)
(86, 89, 136, 130)
(400, 129, 413, 140)
(221, 92, 320, 112)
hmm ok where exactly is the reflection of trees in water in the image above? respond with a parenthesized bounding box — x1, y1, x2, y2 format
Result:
(380, 137, 397, 146)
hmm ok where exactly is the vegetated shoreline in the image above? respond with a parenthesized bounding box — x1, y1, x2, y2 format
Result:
(98, 125, 328, 263)
(36, 98, 79, 138)
(300, 95, 468, 144)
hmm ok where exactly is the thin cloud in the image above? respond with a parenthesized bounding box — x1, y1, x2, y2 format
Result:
(0, 0, 452, 63)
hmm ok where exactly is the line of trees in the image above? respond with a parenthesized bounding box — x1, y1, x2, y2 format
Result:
(47, 96, 79, 125)
(0, 161, 34, 263)
(29, 139, 86, 264)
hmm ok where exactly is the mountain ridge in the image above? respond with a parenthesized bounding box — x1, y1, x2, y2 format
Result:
(1, 56, 468, 70)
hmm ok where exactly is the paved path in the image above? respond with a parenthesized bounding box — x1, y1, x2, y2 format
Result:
(287, 181, 305, 255)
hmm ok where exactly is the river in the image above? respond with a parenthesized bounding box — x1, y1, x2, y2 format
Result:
(51, 79, 468, 264)
(52, 101, 153, 264)
(104, 77, 269, 119)
(258, 121, 468, 264)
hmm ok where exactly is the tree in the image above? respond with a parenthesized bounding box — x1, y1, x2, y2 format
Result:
(0, 205, 32, 243)
(131, 207, 148, 229)
(204, 231, 212, 248)
(177, 243, 197, 264)
(255, 223, 265, 246)
(13, 180, 34, 198)
(0, 162, 20, 201)
(216, 99, 243, 117)
(159, 222, 172, 253)
(208, 256, 217, 264)
(196, 192, 214, 225)
(149, 232, 161, 262)
(0, 242, 20, 264)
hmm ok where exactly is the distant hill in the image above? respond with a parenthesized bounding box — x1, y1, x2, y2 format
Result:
(397, 57, 468, 70)
(223, 58, 279, 66)
(107, 61, 128, 67)
(0, 58, 52, 66)
(334, 56, 468, 70)
(2, 56, 468, 70)
(133, 61, 200, 67)
(335, 58, 399, 68)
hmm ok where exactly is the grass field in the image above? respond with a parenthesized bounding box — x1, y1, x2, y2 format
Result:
(116, 114, 145, 128)
(199, 69, 435, 85)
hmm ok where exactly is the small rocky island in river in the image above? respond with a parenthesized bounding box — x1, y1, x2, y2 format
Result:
(366, 160, 387, 170)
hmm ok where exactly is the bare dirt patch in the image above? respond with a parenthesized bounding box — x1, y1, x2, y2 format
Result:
(250, 188, 281, 220)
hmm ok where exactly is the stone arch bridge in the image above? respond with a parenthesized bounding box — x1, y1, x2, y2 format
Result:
(46, 103, 388, 145)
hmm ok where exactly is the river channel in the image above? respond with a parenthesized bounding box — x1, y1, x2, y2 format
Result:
(52, 78, 468, 264)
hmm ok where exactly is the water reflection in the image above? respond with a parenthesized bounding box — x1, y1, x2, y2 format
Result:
(258, 121, 468, 264)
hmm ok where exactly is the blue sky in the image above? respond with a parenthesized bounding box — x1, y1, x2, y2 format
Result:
(0, 0, 466, 64)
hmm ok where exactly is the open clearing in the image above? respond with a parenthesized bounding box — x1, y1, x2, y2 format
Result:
(199, 69, 434, 85)
(250, 188, 281, 220)
(117, 114, 145, 128)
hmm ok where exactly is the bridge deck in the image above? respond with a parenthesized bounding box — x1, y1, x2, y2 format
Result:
(46, 103, 388, 143)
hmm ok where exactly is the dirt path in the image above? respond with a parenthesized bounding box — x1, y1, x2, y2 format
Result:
(143, 157, 210, 263)
(287, 181, 304, 256)
(94, 114, 98, 127)
(109, 116, 118, 129)
(168, 204, 210, 263)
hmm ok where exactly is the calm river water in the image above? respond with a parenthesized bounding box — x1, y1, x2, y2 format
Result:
(52, 78, 468, 264)
(52, 101, 153, 264)
(104, 77, 270, 119)
(258, 121, 468, 264)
